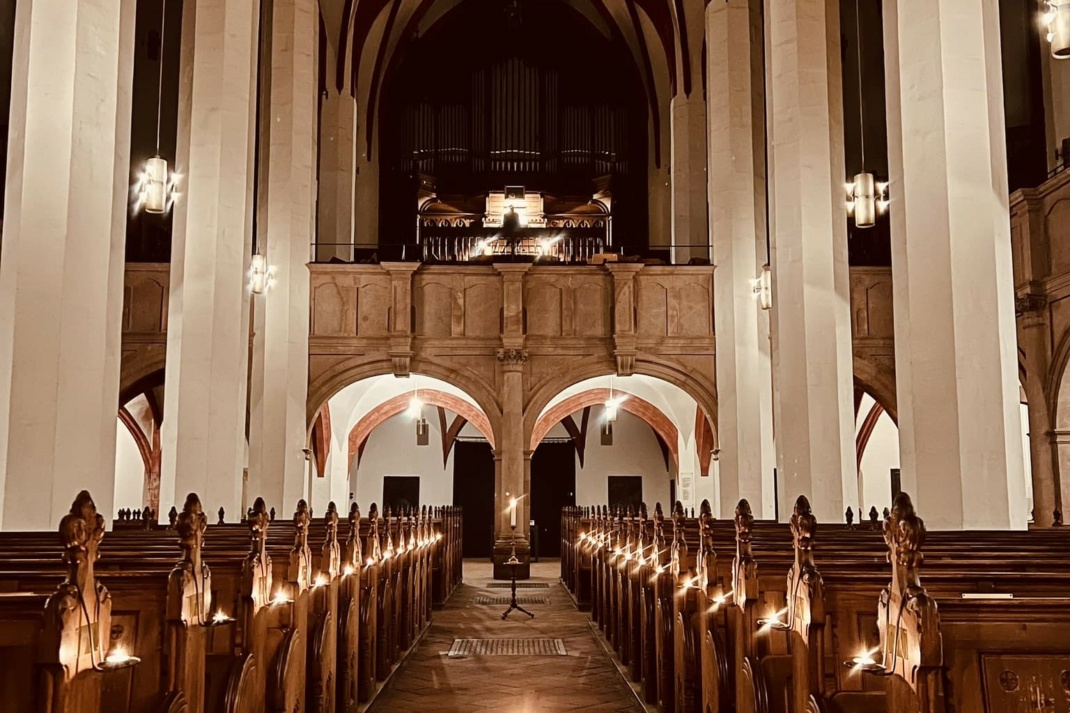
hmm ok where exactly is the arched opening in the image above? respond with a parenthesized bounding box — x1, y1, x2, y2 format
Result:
(529, 374, 708, 554)
(854, 391, 899, 516)
(322, 373, 495, 557)
(114, 388, 163, 517)
(854, 387, 1034, 522)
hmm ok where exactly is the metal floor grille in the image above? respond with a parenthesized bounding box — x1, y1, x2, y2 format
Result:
(447, 638, 566, 657)
(486, 582, 550, 589)
(474, 595, 550, 606)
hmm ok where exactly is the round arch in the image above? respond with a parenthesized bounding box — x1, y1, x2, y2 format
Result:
(521, 354, 716, 449)
(529, 387, 679, 470)
(307, 357, 503, 446)
(852, 356, 898, 425)
(348, 387, 495, 469)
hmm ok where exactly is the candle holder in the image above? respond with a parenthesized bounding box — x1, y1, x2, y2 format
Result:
(501, 521, 534, 621)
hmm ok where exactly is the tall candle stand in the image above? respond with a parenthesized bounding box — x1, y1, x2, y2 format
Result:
(501, 520, 534, 620)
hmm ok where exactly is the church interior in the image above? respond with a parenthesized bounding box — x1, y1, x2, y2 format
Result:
(1, 0, 1070, 709)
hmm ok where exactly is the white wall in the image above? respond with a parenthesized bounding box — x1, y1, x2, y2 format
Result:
(573, 406, 673, 507)
(114, 419, 145, 510)
(858, 408, 899, 514)
(350, 410, 455, 509)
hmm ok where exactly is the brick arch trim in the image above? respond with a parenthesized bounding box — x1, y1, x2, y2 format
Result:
(530, 388, 679, 471)
(347, 388, 494, 469)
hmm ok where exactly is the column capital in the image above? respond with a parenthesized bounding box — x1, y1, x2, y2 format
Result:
(496, 348, 529, 372)
(492, 262, 533, 280)
(380, 261, 420, 276)
(604, 262, 644, 279)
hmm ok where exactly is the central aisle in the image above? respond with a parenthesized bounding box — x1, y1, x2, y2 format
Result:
(370, 560, 643, 713)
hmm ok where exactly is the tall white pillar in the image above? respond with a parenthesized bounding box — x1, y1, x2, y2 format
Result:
(707, 0, 776, 519)
(160, 0, 260, 518)
(767, 0, 857, 523)
(317, 89, 357, 262)
(884, 0, 1026, 529)
(670, 95, 708, 264)
(0, 0, 135, 529)
(248, 0, 316, 512)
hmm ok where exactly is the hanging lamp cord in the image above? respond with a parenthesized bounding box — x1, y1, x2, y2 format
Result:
(156, 0, 167, 155)
(854, 0, 866, 171)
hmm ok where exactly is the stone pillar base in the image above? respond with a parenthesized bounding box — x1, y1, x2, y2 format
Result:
(492, 538, 531, 580)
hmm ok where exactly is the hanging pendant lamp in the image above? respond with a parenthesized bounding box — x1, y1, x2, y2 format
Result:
(1045, 0, 1070, 59)
(844, 0, 887, 228)
(138, 0, 175, 214)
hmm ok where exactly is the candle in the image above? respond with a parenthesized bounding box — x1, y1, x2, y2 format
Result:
(510, 497, 517, 528)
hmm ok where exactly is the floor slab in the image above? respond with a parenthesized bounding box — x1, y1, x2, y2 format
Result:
(369, 560, 643, 713)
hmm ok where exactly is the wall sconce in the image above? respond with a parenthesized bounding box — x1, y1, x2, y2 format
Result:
(1045, 0, 1070, 58)
(248, 253, 276, 294)
(604, 394, 627, 423)
(407, 392, 423, 419)
(846, 172, 888, 229)
(752, 265, 772, 311)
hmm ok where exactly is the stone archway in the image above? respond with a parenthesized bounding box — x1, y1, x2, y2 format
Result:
(529, 388, 679, 471)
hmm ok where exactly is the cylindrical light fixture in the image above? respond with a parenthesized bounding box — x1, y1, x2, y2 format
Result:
(850, 172, 877, 228)
(142, 155, 170, 214)
(1046, 0, 1070, 59)
(248, 253, 276, 294)
(752, 264, 772, 311)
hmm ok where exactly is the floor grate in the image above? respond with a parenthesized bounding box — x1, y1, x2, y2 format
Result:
(474, 595, 550, 606)
(486, 582, 551, 589)
(447, 638, 566, 657)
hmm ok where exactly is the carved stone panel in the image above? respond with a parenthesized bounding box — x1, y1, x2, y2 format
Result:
(415, 280, 453, 338)
(464, 279, 501, 337)
(357, 282, 390, 337)
(526, 282, 563, 337)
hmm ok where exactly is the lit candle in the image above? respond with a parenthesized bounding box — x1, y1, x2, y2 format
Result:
(510, 497, 517, 528)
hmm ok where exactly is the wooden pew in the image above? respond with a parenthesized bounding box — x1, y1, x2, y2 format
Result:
(0, 491, 462, 713)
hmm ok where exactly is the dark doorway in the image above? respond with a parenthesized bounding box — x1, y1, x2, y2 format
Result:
(453, 441, 495, 559)
(383, 476, 420, 512)
(530, 442, 576, 558)
(608, 476, 642, 511)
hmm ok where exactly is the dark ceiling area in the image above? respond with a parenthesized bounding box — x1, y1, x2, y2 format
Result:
(377, 0, 650, 249)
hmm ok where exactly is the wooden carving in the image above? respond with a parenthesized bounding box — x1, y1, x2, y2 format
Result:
(343, 503, 362, 572)
(169, 493, 211, 625)
(733, 499, 758, 610)
(41, 490, 112, 683)
(165, 493, 211, 711)
(240, 498, 272, 630)
(788, 495, 826, 711)
(878, 492, 943, 712)
(697, 499, 716, 591)
(321, 501, 341, 580)
(289, 499, 312, 591)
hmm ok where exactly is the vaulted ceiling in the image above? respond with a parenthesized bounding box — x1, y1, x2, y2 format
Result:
(317, 0, 706, 167)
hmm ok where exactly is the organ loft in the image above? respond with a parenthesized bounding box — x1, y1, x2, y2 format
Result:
(2, 0, 1070, 709)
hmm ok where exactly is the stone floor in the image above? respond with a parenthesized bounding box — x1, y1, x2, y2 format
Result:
(369, 560, 643, 713)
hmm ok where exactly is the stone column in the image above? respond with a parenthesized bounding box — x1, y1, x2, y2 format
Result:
(248, 0, 316, 512)
(0, 0, 136, 529)
(493, 263, 530, 578)
(670, 95, 709, 264)
(767, 0, 857, 523)
(884, 0, 1027, 529)
(707, 0, 776, 519)
(317, 89, 357, 262)
(160, 0, 261, 518)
